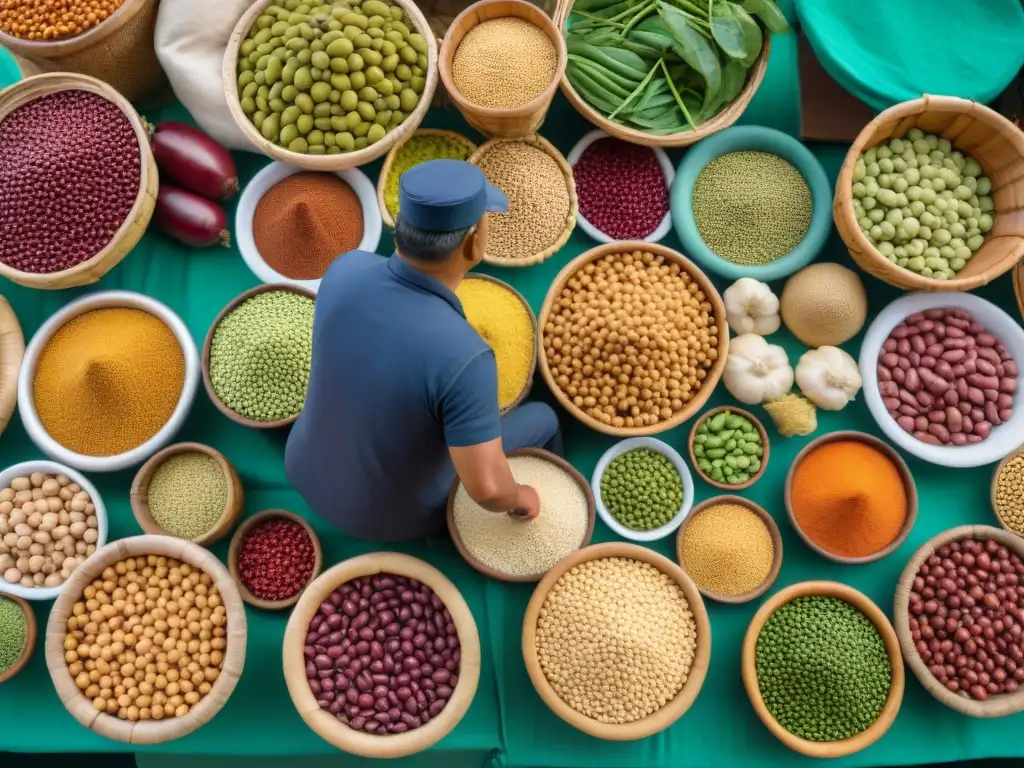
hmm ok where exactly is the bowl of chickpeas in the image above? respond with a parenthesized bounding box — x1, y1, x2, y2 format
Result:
(45, 534, 247, 744)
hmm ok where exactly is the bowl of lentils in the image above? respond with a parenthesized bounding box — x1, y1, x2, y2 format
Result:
(229, 509, 323, 610)
(742, 581, 904, 758)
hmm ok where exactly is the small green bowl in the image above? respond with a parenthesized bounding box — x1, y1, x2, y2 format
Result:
(670, 125, 832, 282)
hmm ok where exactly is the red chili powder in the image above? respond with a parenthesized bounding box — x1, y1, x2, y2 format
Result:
(237, 517, 316, 601)
(0, 90, 140, 274)
(252, 172, 364, 281)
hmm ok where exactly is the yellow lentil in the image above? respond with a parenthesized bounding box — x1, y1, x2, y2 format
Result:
(679, 503, 773, 596)
(995, 454, 1024, 535)
(452, 18, 557, 109)
(384, 134, 473, 220)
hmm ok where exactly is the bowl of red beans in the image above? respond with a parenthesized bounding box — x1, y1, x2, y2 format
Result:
(568, 130, 673, 244)
(283, 552, 480, 758)
(228, 510, 323, 610)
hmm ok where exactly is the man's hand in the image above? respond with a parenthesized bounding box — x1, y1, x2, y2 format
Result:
(508, 484, 540, 521)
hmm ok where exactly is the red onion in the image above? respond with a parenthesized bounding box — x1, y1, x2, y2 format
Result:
(155, 185, 231, 247)
(153, 121, 239, 200)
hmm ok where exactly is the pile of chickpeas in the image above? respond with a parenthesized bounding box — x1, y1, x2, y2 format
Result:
(63, 555, 228, 722)
(543, 250, 720, 429)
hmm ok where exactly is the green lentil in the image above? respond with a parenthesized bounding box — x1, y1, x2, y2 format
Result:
(209, 291, 315, 422)
(0, 596, 26, 675)
(692, 409, 763, 485)
(148, 453, 229, 541)
(693, 151, 812, 265)
(600, 448, 683, 531)
(383, 133, 473, 220)
(755, 596, 891, 742)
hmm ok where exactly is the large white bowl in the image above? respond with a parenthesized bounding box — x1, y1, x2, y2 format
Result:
(591, 437, 694, 541)
(236, 161, 382, 293)
(18, 291, 200, 472)
(859, 292, 1024, 468)
(567, 129, 674, 245)
(0, 460, 108, 601)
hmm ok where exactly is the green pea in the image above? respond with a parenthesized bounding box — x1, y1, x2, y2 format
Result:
(281, 84, 298, 102)
(240, 97, 257, 115)
(339, 89, 359, 111)
(354, 32, 373, 49)
(381, 40, 396, 57)
(288, 137, 309, 153)
(399, 88, 419, 112)
(384, 94, 400, 111)
(238, 70, 256, 89)
(345, 110, 363, 130)
(310, 51, 330, 70)
(399, 45, 417, 64)
(308, 81, 331, 102)
(260, 112, 281, 140)
(252, 111, 267, 129)
(240, 39, 257, 57)
(241, 81, 259, 99)
(279, 123, 300, 146)
(294, 66, 313, 91)
(297, 114, 315, 134)
(410, 76, 425, 95)
(281, 105, 302, 125)
(353, 121, 371, 138)
(356, 101, 376, 121)
(326, 37, 355, 58)
(389, 110, 404, 127)
(336, 131, 356, 151)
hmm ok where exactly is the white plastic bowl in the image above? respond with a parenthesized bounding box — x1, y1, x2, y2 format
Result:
(591, 437, 694, 541)
(236, 161, 382, 293)
(567, 129, 674, 245)
(0, 460, 108, 601)
(18, 291, 200, 473)
(859, 292, 1024, 468)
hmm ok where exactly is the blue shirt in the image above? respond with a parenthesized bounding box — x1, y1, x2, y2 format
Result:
(285, 252, 501, 541)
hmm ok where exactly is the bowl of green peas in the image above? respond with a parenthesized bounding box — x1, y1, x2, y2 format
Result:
(688, 406, 769, 490)
(591, 437, 694, 542)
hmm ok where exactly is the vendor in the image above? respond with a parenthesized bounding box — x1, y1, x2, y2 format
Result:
(285, 159, 563, 542)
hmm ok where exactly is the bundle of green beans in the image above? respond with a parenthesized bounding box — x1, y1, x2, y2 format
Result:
(564, 0, 787, 135)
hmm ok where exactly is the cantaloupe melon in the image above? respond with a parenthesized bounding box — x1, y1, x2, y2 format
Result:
(780, 263, 867, 347)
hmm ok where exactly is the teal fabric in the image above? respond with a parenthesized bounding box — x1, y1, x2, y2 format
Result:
(794, 0, 1024, 112)
(0, 45, 23, 90)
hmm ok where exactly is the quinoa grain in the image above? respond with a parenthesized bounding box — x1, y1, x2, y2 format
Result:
(452, 18, 557, 109)
(679, 503, 773, 596)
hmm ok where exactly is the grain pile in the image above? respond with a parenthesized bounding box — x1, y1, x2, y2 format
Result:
(452, 18, 557, 109)
(679, 502, 773, 596)
(147, 453, 228, 541)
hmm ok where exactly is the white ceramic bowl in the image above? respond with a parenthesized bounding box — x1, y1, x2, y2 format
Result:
(591, 437, 694, 541)
(567, 129, 673, 244)
(18, 291, 200, 473)
(0, 460, 108, 600)
(236, 161, 382, 292)
(859, 292, 1024, 468)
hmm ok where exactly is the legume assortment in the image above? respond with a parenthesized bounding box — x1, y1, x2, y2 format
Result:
(574, 138, 667, 240)
(692, 409, 763, 485)
(384, 134, 473, 220)
(0, 597, 26, 675)
(680, 503, 773, 597)
(148, 453, 228, 541)
(237, 516, 317, 601)
(994, 454, 1024, 536)
(600, 448, 682, 531)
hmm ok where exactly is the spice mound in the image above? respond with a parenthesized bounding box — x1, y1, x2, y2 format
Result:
(693, 151, 811, 265)
(0, 472, 99, 589)
(148, 453, 228, 541)
(790, 440, 908, 560)
(994, 453, 1024, 535)
(692, 409, 764, 486)
(384, 133, 474, 221)
(877, 307, 1017, 446)
(305, 573, 462, 734)
(0, 596, 26, 676)
(543, 249, 720, 429)
(908, 536, 1024, 700)
(253, 173, 363, 281)
(680, 502, 772, 597)
(455, 277, 534, 410)
(600, 448, 683, 531)
(452, 17, 556, 110)
(452, 454, 588, 578)
(237, 515, 316, 602)
(756, 596, 891, 741)
(33, 308, 185, 457)
(209, 290, 315, 422)
(0, 90, 140, 274)
(64, 555, 228, 722)
(536, 557, 697, 724)
(0, 0, 125, 40)
(574, 138, 668, 240)
(475, 140, 572, 262)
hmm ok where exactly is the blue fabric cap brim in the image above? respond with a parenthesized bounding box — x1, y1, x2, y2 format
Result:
(399, 158, 509, 232)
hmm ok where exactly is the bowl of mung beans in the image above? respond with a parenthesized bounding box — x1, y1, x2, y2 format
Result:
(522, 542, 710, 740)
(0, 592, 35, 683)
(688, 406, 769, 490)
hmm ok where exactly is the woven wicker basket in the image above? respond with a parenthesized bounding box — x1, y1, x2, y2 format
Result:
(0, 296, 24, 441)
(469, 133, 577, 267)
(835, 95, 1024, 292)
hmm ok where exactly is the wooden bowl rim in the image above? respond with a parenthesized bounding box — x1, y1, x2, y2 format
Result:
(675, 494, 782, 604)
(522, 541, 711, 740)
(227, 509, 324, 610)
(282, 551, 481, 758)
(0, 593, 36, 683)
(687, 405, 770, 491)
(446, 447, 595, 582)
(991, 447, 1024, 536)
(536, 241, 728, 436)
(784, 430, 918, 564)
(0, 0, 150, 57)
(201, 283, 316, 429)
(741, 580, 905, 758)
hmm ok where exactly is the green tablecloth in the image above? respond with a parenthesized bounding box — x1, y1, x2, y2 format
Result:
(2, 10, 1024, 766)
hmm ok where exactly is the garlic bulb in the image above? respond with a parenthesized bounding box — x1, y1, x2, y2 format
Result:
(723, 334, 794, 405)
(723, 278, 781, 336)
(795, 346, 863, 411)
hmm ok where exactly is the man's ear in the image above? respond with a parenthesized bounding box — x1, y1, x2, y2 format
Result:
(466, 217, 488, 264)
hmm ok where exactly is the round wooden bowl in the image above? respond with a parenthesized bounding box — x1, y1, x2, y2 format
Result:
(468, 134, 577, 267)
(45, 535, 247, 744)
(228, 509, 324, 610)
(222, 0, 438, 171)
(834, 95, 1024, 292)
(0, 594, 36, 683)
(446, 447, 595, 582)
(687, 406, 770, 491)
(201, 283, 316, 429)
(991, 447, 1024, 536)
(522, 542, 711, 740)
(537, 241, 728, 437)
(742, 581, 904, 757)
(675, 495, 782, 604)
(785, 431, 918, 564)
(439, 0, 567, 138)
(551, 0, 770, 147)
(0, 295, 25, 441)
(0, 73, 157, 289)
(377, 129, 478, 228)
(130, 442, 244, 546)
(283, 552, 480, 757)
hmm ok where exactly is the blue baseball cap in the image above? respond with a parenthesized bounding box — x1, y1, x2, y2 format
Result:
(398, 159, 509, 232)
